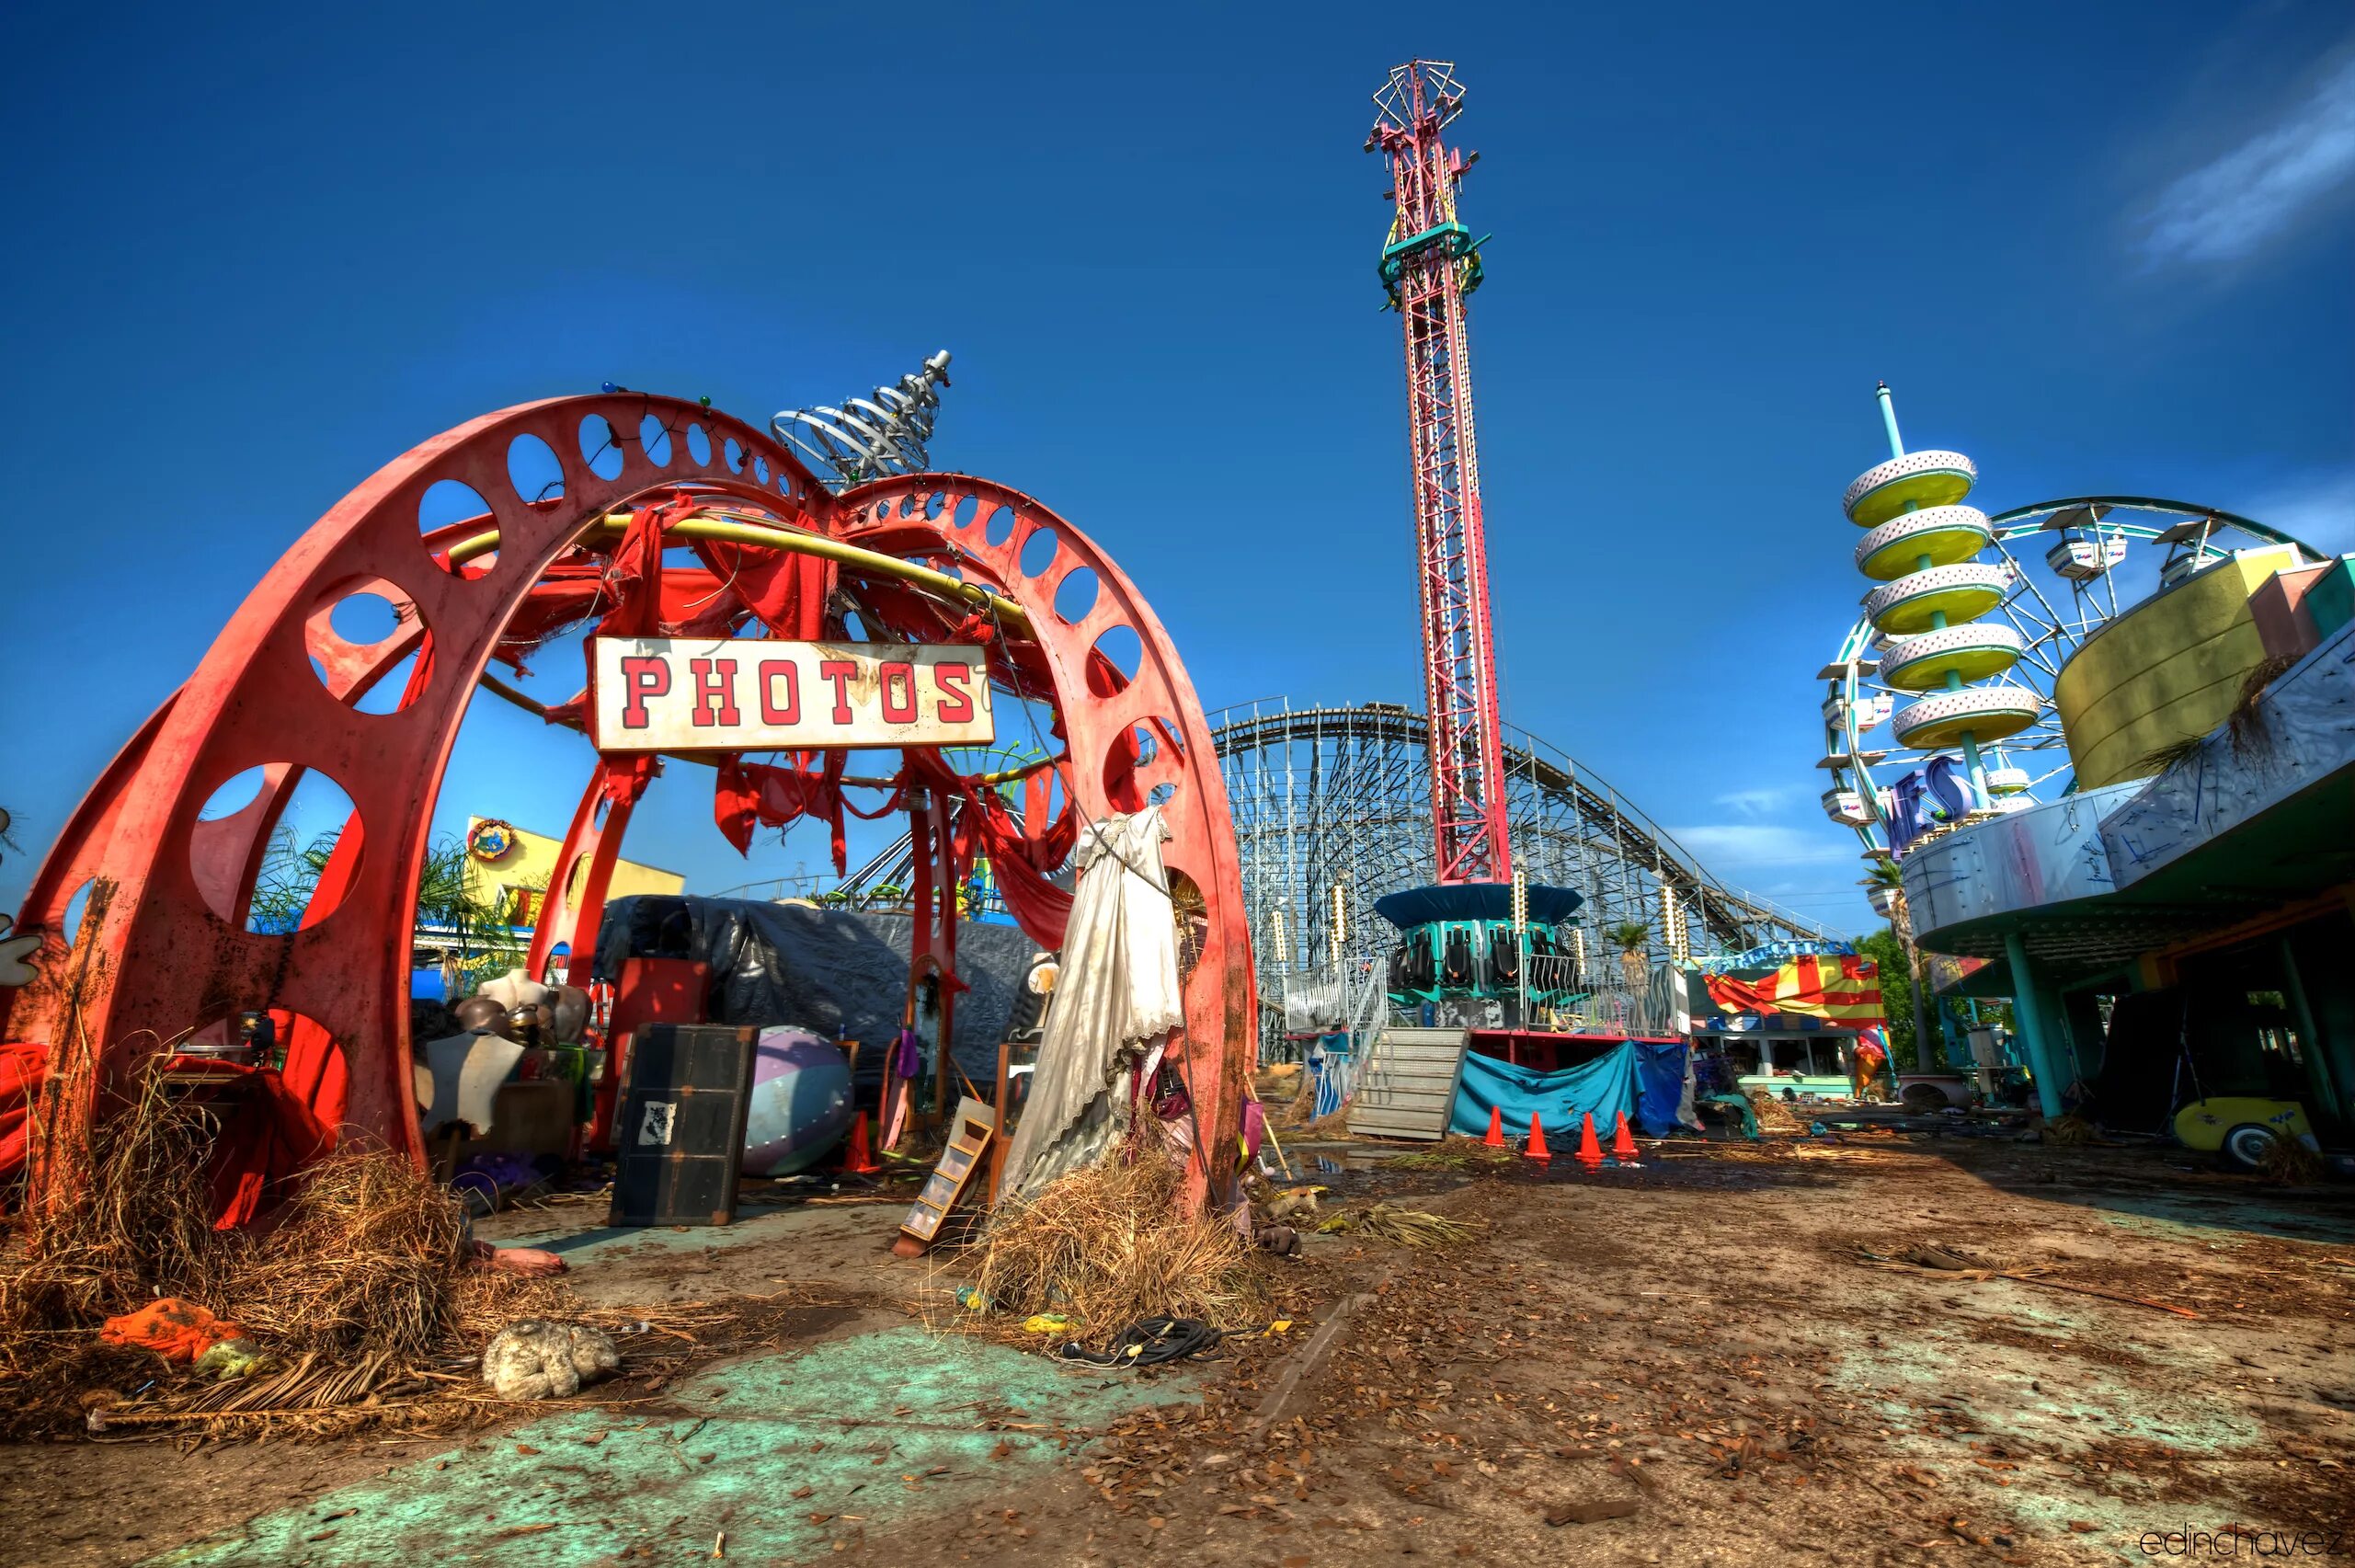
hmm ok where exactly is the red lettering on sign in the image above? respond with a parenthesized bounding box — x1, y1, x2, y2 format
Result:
(689, 658, 740, 727)
(818, 659, 858, 724)
(758, 659, 800, 724)
(934, 662, 975, 725)
(879, 662, 917, 724)
(619, 657, 669, 729)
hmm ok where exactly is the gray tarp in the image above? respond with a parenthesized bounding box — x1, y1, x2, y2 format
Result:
(593, 896, 1039, 1082)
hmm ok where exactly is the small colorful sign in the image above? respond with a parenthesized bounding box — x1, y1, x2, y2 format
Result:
(465, 818, 517, 863)
(589, 638, 995, 752)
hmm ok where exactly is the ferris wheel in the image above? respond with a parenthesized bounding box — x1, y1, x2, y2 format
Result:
(1817, 391, 2325, 858)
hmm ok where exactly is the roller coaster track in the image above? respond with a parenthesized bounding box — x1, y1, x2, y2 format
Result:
(1210, 700, 1833, 967)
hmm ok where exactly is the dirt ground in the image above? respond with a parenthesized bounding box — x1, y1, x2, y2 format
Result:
(6, 1128, 2352, 1566)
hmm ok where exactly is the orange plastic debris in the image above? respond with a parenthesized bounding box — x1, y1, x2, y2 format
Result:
(99, 1298, 245, 1362)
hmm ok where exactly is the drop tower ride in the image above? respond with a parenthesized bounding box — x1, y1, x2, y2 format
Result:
(1366, 60, 1511, 887)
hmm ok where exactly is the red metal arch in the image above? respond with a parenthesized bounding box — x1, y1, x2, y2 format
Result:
(3, 393, 1255, 1212)
(833, 475, 1258, 1200)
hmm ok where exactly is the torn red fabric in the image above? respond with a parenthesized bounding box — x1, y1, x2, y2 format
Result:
(690, 537, 831, 639)
(906, 752, 1076, 949)
(200, 1056, 339, 1230)
(600, 752, 662, 808)
(0, 1039, 46, 1178)
(713, 750, 853, 870)
(493, 573, 605, 671)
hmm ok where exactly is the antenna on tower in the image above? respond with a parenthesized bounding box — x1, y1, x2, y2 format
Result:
(772, 349, 953, 490)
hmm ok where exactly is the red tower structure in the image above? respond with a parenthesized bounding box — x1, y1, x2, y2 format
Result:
(1366, 60, 1511, 887)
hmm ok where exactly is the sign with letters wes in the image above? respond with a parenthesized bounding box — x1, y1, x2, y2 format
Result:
(589, 637, 995, 752)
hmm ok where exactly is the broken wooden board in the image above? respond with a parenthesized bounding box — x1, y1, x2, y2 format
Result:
(895, 1094, 997, 1255)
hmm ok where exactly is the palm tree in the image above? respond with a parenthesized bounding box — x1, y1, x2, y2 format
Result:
(1861, 858, 1910, 944)
(1860, 856, 1931, 1070)
(1604, 921, 1652, 993)
(251, 829, 535, 993)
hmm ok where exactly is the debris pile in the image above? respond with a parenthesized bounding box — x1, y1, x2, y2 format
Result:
(971, 1134, 1268, 1333)
(0, 1065, 586, 1437)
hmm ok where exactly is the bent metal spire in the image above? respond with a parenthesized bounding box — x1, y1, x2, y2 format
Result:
(1366, 61, 1511, 887)
(772, 349, 953, 490)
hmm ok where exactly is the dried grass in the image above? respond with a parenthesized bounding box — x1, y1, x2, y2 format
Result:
(219, 1149, 473, 1361)
(1743, 1088, 1805, 1136)
(2226, 653, 2299, 764)
(0, 1062, 587, 1439)
(2134, 735, 2206, 777)
(2043, 1112, 2102, 1147)
(968, 1140, 1267, 1332)
(0, 1068, 224, 1349)
(2254, 1135, 2325, 1186)
(1291, 1104, 1356, 1140)
(1331, 1204, 1482, 1248)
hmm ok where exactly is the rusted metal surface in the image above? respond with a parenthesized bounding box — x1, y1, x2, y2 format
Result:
(3, 395, 823, 1172)
(5, 393, 1254, 1216)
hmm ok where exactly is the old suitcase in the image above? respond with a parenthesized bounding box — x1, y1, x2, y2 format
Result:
(608, 1024, 756, 1227)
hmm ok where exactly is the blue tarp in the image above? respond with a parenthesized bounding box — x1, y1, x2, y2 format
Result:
(1449, 1044, 1639, 1140)
(1633, 1038, 1687, 1137)
(1374, 881, 1583, 931)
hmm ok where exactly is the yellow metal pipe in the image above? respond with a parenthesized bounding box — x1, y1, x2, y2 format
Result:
(445, 509, 1033, 635)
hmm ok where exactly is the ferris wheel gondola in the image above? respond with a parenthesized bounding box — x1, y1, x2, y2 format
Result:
(1818, 388, 2327, 859)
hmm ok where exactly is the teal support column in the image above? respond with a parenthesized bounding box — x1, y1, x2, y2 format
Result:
(1959, 730, 1987, 806)
(2003, 930, 2067, 1119)
(1876, 381, 1906, 461)
(2279, 936, 2347, 1136)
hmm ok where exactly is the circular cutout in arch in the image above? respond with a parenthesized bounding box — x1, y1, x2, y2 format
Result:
(640, 414, 674, 466)
(418, 478, 498, 575)
(1019, 526, 1059, 579)
(1053, 567, 1101, 626)
(579, 416, 625, 481)
(1088, 624, 1143, 695)
(308, 583, 432, 715)
(508, 432, 566, 505)
(327, 591, 400, 645)
(1103, 717, 1183, 812)
(61, 878, 96, 949)
(952, 494, 980, 530)
(186, 1005, 349, 1119)
(985, 504, 1018, 547)
(190, 765, 363, 932)
(686, 424, 713, 466)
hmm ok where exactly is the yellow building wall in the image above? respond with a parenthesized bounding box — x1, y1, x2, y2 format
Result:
(2053, 545, 2302, 791)
(463, 817, 685, 925)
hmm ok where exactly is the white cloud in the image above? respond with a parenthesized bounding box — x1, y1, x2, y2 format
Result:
(2140, 52, 2355, 265)
(1668, 823, 1855, 870)
(1713, 786, 1792, 818)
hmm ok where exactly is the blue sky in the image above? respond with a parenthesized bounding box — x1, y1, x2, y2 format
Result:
(3, 1, 2350, 933)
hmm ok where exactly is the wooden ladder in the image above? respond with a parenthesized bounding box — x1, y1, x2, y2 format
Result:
(894, 1094, 997, 1255)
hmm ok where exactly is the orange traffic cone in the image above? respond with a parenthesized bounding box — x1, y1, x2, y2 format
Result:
(1576, 1112, 1605, 1169)
(1611, 1112, 1640, 1164)
(1483, 1105, 1505, 1149)
(1524, 1112, 1551, 1162)
(844, 1110, 882, 1175)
